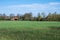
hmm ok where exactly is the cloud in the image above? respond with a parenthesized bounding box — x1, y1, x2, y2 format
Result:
(0, 2, 60, 16)
(49, 2, 60, 5)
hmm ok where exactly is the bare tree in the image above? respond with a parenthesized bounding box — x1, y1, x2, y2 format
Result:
(41, 12, 46, 18)
(23, 12, 32, 21)
(37, 13, 42, 21)
(10, 13, 15, 19)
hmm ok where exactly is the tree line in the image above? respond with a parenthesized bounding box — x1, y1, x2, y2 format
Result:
(0, 12, 60, 21)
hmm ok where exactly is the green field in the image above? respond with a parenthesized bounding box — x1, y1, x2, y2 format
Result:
(0, 21, 60, 29)
(0, 21, 60, 40)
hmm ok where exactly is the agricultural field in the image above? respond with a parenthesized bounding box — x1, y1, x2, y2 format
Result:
(0, 21, 60, 40)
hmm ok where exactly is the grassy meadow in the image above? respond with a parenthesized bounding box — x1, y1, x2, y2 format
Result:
(0, 21, 60, 40)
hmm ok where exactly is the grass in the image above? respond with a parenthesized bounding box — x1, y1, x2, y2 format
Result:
(0, 21, 60, 29)
(0, 21, 60, 40)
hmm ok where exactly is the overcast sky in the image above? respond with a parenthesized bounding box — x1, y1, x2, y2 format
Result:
(0, 0, 60, 16)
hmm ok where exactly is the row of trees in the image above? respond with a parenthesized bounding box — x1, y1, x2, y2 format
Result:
(0, 12, 60, 21)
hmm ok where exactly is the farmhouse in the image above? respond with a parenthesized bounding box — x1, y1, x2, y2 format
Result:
(11, 16, 19, 21)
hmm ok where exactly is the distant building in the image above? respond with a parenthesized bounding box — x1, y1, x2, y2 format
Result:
(11, 16, 19, 21)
